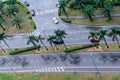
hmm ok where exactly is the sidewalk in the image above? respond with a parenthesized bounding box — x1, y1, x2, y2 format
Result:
(60, 13, 120, 19)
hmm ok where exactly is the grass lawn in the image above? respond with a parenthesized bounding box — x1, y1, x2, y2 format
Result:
(69, 17, 120, 26)
(0, 2, 34, 34)
(61, 5, 120, 26)
(0, 73, 120, 80)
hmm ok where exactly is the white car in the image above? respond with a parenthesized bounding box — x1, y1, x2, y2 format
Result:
(53, 17, 59, 24)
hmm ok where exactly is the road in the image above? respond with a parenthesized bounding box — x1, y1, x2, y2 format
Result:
(0, 52, 120, 73)
(0, 0, 119, 49)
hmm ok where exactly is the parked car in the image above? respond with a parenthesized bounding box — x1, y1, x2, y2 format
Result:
(24, 1, 29, 6)
(53, 17, 59, 24)
(89, 38, 99, 43)
(30, 10, 35, 16)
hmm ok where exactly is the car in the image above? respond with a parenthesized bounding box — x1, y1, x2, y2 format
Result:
(24, 1, 29, 6)
(30, 10, 35, 16)
(89, 38, 99, 43)
(53, 17, 59, 24)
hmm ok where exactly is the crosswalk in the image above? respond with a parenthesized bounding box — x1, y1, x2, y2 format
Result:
(36, 8, 57, 15)
(36, 67, 64, 72)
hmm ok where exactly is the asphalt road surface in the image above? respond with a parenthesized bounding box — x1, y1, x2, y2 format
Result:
(0, 52, 120, 73)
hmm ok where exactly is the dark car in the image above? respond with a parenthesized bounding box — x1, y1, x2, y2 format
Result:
(30, 10, 35, 16)
(24, 1, 29, 6)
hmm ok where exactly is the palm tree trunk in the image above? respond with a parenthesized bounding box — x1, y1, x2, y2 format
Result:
(0, 45, 6, 53)
(103, 37, 109, 48)
(88, 14, 93, 21)
(116, 36, 120, 48)
(53, 43, 59, 50)
(41, 42, 48, 50)
(50, 42, 55, 50)
(3, 39, 10, 49)
(107, 11, 112, 20)
(0, 24, 5, 31)
(17, 23, 21, 29)
(62, 39, 67, 49)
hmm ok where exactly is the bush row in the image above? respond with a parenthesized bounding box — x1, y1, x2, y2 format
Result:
(61, 18, 72, 23)
(9, 45, 41, 55)
(64, 44, 98, 53)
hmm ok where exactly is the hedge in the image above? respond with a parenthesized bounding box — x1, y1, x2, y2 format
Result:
(64, 44, 98, 53)
(61, 18, 71, 23)
(9, 45, 41, 55)
(30, 20, 36, 29)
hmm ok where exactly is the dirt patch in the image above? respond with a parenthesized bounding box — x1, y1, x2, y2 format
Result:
(87, 46, 103, 52)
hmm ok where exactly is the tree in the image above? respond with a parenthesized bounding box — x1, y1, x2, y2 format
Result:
(96, 0, 105, 8)
(12, 16, 23, 29)
(6, 0, 17, 5)
(0, 1, 4, 14)
(54, 29, 68, 49)
(0, 33, 10, 49)
(102, 2, 114, 21)
(47, 35, 58, 50)
(82, 5, 95, 21)
(37, 35, 48, 50)
(27, 35, 38, 47)
(6, 5, 18, 17)
(97, 29, 109, 48)
(56, 0, 67, 16)
(0, 17, 5, 30)
(88, 31, 99, 48)
(108, 27, 120, 48)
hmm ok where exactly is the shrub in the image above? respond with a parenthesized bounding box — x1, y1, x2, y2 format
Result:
(64, 44, 97, 53)
(30, 20, 36, 29)
(9, 45, 41, 55)
(61, 18, 71, 23)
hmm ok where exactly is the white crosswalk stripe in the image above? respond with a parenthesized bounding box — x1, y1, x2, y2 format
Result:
(36, 67, 64, 72)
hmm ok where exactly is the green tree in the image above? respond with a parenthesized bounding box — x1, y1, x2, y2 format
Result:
(56, 0, 67, 16)
(6, 5, 18, 17)
(97, 29, 109, 48)
(27, 35, 39, 47)
(96, 0, 105, 8)
(47, 35, 58, 50)
(54, 29, 67, 49)
(0, 17, 5, 31)
(82, 5, 95, 21)
(0, 1, 4, 14)
(6, 0, 17, 5)
(102, 2, 114, 21)
(37, 35, 48, 50)
(12, 16, 23, 29)
(108, 27, 120, 48)
(0, 33, 10, 49)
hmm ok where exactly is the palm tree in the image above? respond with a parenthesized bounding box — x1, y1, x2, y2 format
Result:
(37, 35, 48, 50)
(6, 5, 18, 17)
(97, 29, 109, 48)
(0, 1, 4, 14)
(54, 29, 67, 49)
(0, 33, 10, 49)
(82, 5, 95, 21)
(96, 0, 105, 8)
(6, 0, 17, 5)
(12, 16, 23, 29)
(47, 35, 57, 50)
(0, 17, 5, 31)
(88, 31, 99, 48)
(0, 15, 5, 22)
(27, 35, 38, 47)
(56, 0, 67, 16)
(102, 2, 114, 21)
(108, 27, 120, 48)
